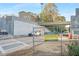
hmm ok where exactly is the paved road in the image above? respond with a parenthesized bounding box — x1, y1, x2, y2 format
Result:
(15, 36, 44, 46)
(0, 36, 45, 50)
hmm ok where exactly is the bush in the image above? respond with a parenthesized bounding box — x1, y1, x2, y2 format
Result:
(68, 45, 79, 56)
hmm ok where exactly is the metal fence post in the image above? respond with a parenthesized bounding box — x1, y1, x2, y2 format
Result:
(61, 27, 63, 56)
(32, 27, 35, 55)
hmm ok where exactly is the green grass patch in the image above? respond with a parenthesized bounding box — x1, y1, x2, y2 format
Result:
(68, 45, 79, 56)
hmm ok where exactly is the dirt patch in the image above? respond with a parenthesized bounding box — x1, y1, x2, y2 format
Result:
(32, 41, 68, 56)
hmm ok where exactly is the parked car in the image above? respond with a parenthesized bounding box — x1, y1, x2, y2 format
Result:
(34, 31, 41, 36)
(28, 33, 33, 36)
(28, 31, 41, 36)
(0, 32, 8, 35)
(62, 32, 68, 37)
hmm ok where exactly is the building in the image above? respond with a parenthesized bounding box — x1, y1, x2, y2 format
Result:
(0, 13, 50, 35)
(71, 8, 79, 35)
(19, 11, 37, 22)
(0, 16, 15, 35)
(76, 8, 79, 16)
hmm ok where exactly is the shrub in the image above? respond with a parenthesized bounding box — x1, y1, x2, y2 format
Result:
(68, 45, 79, 56)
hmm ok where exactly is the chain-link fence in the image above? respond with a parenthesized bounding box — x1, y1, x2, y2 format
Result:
(0, 25, 72, 56)
(32, 26, 70, 56)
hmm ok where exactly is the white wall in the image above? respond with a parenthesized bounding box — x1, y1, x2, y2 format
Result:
(14, 20, 37, 35)
(14, 20, 50, 35)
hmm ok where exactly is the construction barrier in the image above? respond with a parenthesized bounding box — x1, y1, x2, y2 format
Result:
(68, 33, 72, 39)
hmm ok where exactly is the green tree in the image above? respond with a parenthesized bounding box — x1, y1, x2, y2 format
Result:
(40, 3, 66, 33)
(40, 3, 59, 22)
(56, 16, 65, 22)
